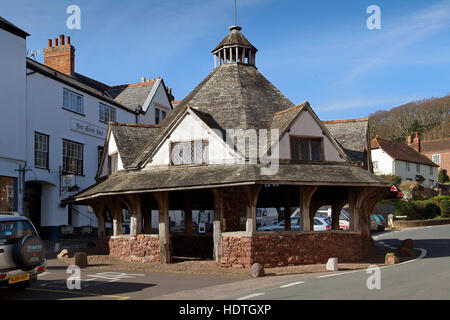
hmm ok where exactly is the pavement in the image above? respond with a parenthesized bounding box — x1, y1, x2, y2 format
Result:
(1, 225, 449, 300)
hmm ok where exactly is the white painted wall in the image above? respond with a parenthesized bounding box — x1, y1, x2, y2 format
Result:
(99, 133, 124, 177)
(146, 111, 240, 168)
(0, 28, 27, 214)
(138, 80, 172, 125)
(371, 148, 394, 175)
(371, 148, 438, 188)
(25, 70, 136, 228)
(278, 110, 344, 162)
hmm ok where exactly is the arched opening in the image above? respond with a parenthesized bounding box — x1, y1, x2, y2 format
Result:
(256, 185, 300, 231)
(168, 189, 215, 261)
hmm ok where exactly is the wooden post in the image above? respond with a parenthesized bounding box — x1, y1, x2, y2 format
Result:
(127, 194, 142, 237)
(245, 185, 262, 233)
(154, 191, 170, 263)
(284, 207, 291, 231)
(348, 189, 359, 232)
(112, 200, 123, 236)
(300, 186, 318, 232)
(90, 201, 105, 238)
(354, 187, 378, 235)
(331, 200, 346, 231)
(185, 196, 193, 234)
(212, 188, 224, 262)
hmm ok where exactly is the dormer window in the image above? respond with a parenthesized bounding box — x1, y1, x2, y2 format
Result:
(290, 137, 323, 161)
(108, 152, 118, 175)
(170, 141, 207, 166)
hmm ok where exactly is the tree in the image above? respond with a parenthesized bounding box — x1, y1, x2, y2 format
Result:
(439, 169, 450, 184)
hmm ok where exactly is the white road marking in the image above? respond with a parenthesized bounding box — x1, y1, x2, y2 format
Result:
(237, 293, 265, 300)
(279, 281, 305, 288)
(378, 241, 385, 245)
(37, 272, 49, 277)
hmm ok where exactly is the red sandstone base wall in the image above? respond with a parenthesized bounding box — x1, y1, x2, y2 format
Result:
(221, 232, 373, 268)
(97, 235, 160, 263)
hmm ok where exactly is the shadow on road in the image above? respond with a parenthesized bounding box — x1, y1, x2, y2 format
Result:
(0, 279, 155, 300)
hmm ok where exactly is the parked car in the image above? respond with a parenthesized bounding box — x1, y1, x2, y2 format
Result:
(370, 214, 385, 232)
(314, 217, 331, 231)
(256, 208, 279, 227)
(375, 214, 386, 231)
(0, 213, 47, 290)
(315, 207, 350, 230)
(257, 217, 331, 231)
(339, 210, 350, 230)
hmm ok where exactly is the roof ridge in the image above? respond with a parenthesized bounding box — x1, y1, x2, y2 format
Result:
(110, 80, 156, 89)
(110, 122, 159, 128)
(322, 118, 368, 124)
(274, 102, 307, 115)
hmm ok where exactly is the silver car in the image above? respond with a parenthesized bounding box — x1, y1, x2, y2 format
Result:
(0, 213, 47, 290)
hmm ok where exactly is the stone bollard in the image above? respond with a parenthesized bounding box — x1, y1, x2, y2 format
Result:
(74, 251, 89, 268)
(385, 252, 399, 265)
(54, 242, 61, 253)
(398, 239, 415, 257)
(250, 263, 265, 278)
(57, 249, 69, 260)
(326, 258, 338, 271)
(387, 214, 394, 229)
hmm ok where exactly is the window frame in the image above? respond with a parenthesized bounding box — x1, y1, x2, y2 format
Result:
(289, 136, 324, 162)
(34, 132, 49, 170)
(108, 152, 119, 175)
(405, 161, 410, 172)
(432, 154, 441, 165)
(62, 139, 84, 176)
(155, 108, 160, 124)
(169, 140, 209, 167)
(416, 163, 420, 172)
(373, 161, 379, 171)
(97, 146, 104, 169)
(62, 88, 84, 115)
(99, 103, 116, 123)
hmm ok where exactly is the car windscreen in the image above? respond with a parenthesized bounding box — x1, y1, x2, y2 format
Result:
(0, 220, 36, 245)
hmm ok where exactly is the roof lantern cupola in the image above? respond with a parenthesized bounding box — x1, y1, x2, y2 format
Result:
(212, 25, 258, 69)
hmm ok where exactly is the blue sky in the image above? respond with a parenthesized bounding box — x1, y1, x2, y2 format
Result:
(2, 0, 450, 120)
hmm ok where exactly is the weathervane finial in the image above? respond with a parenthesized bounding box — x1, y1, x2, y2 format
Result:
(235, 0, 237, 26)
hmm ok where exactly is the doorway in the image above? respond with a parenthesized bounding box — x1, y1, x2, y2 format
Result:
(24, 182, 42, 235)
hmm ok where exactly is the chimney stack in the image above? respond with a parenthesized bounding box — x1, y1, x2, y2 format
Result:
(44, 34, 75, 75)
(408, 132, 420, 152)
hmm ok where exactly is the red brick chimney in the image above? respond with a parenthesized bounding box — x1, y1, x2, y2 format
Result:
(408, 132, 420, 152)
(43, 34, 75, 75)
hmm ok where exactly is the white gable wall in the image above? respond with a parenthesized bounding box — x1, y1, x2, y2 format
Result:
(371, 148, 394, 175)
(99, 133, 124, 177)
(278, 110, 344, 162)
(138, 80, 172, 125)
(146, 111, 240, 168)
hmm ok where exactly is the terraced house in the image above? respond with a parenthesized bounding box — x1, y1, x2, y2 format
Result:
(67, 25, 397, 268)
(0, 17, 174, 239)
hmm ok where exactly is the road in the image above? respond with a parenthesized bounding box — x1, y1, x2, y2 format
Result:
(227, 224, 450, 300)
(0, 259, 244, 300)
(1, 224, 449, 300)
